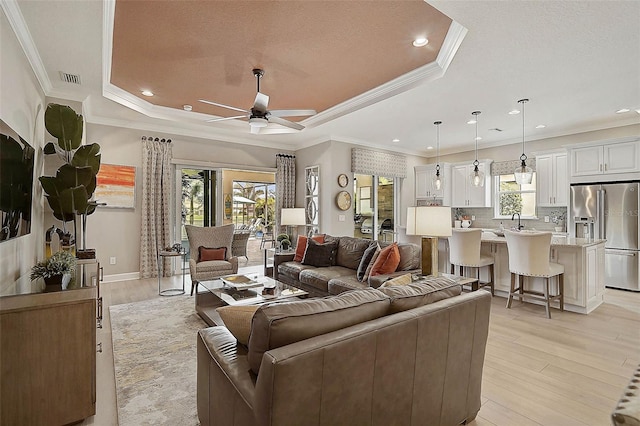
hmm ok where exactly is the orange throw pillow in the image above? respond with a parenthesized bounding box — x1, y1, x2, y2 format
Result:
(293, 234, 325, 262)
(198, 246, 226, 262)
(370, 243, 401, 277)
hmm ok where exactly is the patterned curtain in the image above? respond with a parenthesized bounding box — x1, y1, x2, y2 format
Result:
(275, 154, 296, 234)
(140, 137, 173, 278)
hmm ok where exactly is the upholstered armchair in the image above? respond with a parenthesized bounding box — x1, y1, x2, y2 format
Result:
(185, 224, 238, 295)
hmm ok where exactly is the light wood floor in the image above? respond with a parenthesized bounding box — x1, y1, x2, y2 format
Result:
(84, 272, 640, 425)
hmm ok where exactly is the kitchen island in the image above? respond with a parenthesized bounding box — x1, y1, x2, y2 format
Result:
(442, 232, 606, 314)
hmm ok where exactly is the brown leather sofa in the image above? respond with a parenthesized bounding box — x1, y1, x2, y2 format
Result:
(197, 283, 491, 426)
(275, 235, 422, 297)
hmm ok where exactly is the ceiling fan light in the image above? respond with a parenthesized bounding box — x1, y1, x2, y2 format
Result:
(249, 117, 268, 128)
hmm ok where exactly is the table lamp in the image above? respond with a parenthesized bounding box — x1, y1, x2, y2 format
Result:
(406, 206, 452, 276)
(280, 208, 306, 247)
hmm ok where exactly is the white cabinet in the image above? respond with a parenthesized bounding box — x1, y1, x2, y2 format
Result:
(415, 164, 449, 203)
(536, 152, 568, 206)
(570, 140, 640, 177)
(450, 161, 492, 207)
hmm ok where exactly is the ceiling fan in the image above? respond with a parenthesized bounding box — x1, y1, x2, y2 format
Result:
(199, 68, 316, 134)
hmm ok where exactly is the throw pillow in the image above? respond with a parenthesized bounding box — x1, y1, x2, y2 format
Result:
(301, 239, 337, 267)
(198, 246, 226, 262)
(369, 243, 401, 277)
(362, 246, 382, 282)
(357, 242, 380, 282)
(379, 273, 413, 288)
(293, 234, 326, 262)
(216, 305, 259, 346)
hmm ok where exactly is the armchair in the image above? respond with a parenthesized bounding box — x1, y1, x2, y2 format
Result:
(185, 224, 238, 295)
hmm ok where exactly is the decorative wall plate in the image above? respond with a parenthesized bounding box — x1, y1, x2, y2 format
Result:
(337, 173, 349, 188)
(335, 190, 352, 211)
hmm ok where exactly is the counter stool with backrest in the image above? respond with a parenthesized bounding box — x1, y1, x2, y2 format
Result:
(449, 229, 495, 295)
(503, 230, 564, 319)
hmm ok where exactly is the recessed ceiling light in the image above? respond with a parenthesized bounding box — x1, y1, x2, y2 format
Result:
(183, 104, 193, 111)
(535, 124, 546, 129)
(426, 146, 434, 150)
(392, 138, 400, 143)
(616, 108, 631, 114)
(467, 119, 477, 124)
(141, 90, 154, 97)
(412, 37, 429, 47)
(508, 109, 520, 115)
(475, 136, 482, 141)
(636, 109, 640, 115)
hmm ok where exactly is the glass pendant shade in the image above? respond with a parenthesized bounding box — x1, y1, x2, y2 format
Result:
(469, 162, 485, 187)
(432, 168, 444, 190)
(514, 98, 532, 184)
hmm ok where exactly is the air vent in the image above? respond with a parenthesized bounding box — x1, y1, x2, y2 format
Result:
(59, 72, 81, 85)
(489, 128, 503, 132)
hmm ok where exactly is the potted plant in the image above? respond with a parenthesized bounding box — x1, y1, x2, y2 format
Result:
(39, 104, 102, 256)
(277, 233, 291, 250)
(30, 250, 77, 291)
(550, 210, 567, 232)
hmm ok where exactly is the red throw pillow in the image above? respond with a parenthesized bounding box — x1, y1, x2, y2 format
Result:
(370, 243, 401, 277)
(293, 234, 325, 262)
(198, 246, 226, 262)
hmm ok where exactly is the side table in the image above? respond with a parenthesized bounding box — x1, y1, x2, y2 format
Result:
(157, 249, 186, 296)
(263, 248, 295, 279)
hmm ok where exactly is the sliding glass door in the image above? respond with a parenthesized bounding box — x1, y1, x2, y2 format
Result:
(353, 174, 396, 242)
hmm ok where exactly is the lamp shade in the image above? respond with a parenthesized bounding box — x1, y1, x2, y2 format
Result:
(406, 206, 452, 237)
(280, 208, 306, 226)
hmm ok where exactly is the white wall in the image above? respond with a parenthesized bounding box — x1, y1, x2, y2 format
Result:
(0, 10, 46, 285)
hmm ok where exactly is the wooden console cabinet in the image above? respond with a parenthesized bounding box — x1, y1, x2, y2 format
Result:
(0, 286, 97, 425)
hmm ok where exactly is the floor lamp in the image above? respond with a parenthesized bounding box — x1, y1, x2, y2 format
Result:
(280, 208, 306, 247)
(406, 206, 452, 276)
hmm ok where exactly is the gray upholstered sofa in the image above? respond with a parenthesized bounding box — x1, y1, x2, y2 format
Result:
(197, 277, 491, 426)
(274, 235, 422, 297)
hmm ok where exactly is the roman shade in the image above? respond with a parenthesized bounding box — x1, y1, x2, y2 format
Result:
(491, 159, 536, 176)
(351, 148, 407, 178)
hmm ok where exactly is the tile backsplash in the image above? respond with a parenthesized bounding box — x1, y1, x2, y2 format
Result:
(452, 206, 568, 233)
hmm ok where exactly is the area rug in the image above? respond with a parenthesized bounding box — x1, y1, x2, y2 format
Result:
(110, 296, 206, 425)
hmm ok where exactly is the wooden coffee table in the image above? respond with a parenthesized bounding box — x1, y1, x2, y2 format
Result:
(195, 275, 308, 326)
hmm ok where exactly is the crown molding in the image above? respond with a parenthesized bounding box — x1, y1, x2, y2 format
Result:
(1, 0, 52, 94)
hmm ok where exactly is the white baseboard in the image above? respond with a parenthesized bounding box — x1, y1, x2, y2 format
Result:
(102, 272, 140, 283)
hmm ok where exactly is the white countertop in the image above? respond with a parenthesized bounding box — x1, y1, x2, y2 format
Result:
(478, 231, 606, 248)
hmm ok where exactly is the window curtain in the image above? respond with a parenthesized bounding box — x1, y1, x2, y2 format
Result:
(275, 154, 296, 234)
(351, 148, 407, 178)
(140, 136, 173, 278)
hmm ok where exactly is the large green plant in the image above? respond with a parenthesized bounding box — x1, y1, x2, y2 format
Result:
(39, 104, 101, 247)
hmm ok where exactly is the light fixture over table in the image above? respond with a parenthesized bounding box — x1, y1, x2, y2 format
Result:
(406, 206, 452, 276)
(514, 98, 533, 184)
(469, 111, 484, 187)
(432, 121, 444, 191)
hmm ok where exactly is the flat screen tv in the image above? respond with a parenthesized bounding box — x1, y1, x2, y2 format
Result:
(0, 119, 35, 242)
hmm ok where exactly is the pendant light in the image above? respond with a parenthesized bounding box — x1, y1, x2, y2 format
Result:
(431, 121, 444, 191)
(469, 111, 485, 187)
(514, 98, 533, 184)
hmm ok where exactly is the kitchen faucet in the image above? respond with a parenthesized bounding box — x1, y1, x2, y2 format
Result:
(511, 213, 524, 230)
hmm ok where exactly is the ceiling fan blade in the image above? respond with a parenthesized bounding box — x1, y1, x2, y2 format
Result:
(253, 92, 269, 113)
(205, 115, 246, 123)
(198, 99, 248, 114)
(269, 116, 305, 131)
(250, 126, 261, 134)
(269, 109, 317, 118)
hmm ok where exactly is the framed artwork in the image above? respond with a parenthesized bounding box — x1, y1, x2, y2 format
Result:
(0, 119, 35, 242)
(94, 164, 136, 209)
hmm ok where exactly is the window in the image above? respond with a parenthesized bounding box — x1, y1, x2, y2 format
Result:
(494, 173, 537, 219)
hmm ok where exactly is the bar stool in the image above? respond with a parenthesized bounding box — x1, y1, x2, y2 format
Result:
(449, 229, 495, 295)
(503, 230, 564, 319)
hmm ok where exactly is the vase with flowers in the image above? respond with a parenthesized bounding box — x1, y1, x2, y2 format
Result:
(30, 250, 77, 292)
(550, 209, 567, 232)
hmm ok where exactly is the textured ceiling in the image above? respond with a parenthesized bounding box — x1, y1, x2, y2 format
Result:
(111, 0, 451, 122)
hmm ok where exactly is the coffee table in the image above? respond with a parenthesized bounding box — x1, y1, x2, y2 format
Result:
(195, 275, 308, 326)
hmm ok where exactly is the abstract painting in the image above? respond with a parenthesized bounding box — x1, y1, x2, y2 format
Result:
(95, 164, 136, 208)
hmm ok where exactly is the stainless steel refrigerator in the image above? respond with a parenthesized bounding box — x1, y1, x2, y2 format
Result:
(570, 181, 640, 291)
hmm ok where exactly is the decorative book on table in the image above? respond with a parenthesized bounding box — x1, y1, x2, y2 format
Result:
(221, 275, 262, 290)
